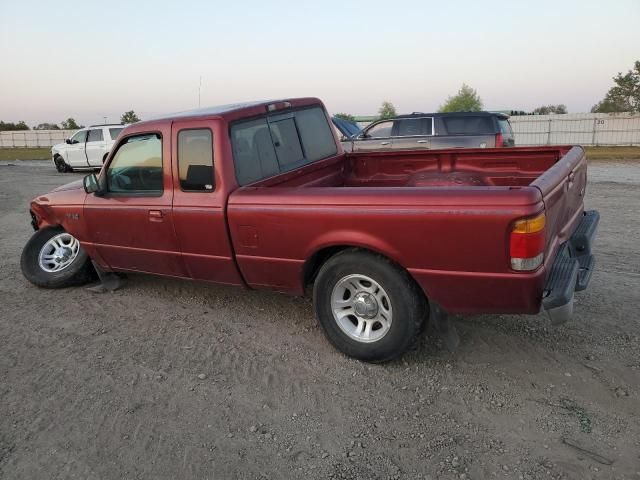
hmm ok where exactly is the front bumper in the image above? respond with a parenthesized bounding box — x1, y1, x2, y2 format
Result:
(542, 210, 599, 324)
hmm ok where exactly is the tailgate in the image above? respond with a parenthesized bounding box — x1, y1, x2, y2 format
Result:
(531, 146, 587, 264)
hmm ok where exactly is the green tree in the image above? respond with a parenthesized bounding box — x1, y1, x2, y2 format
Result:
(61, 118, 82, 129)
(334, 112, 356, 122)
(439, 84, 483, 112)
(0, 121, 30, 131)
(591, 61, 640, 113)
(120, 110, 141, 124)
(34, 122, 60, 130)
(533, 104, 568, 115)
(377, 101, 397, 119)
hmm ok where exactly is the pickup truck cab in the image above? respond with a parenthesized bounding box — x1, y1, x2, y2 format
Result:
(52, 124, 125, 172)
(22, 98, 598, 362)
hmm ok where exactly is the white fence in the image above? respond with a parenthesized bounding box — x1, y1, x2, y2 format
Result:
(2, 113, 640, 147)
(509, 113, 640, 146)
(0, 130, 75, 148)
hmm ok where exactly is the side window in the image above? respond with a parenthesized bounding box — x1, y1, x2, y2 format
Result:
(395, 118, 433, 136)
(366, 121, 393, 138)
(443, 116, 494, 135)
(178, 129, 214, 191)
(70, 130, 87, 144)
(106, 134, 163, 194)
(109, 128, 124, 140)
(87, 129, 104, 142)
(498, 119, 513, 135)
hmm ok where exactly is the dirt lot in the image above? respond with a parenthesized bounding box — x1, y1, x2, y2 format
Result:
(1, 160, 639, 480)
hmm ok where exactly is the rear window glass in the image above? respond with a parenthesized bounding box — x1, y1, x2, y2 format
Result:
(109, 128, 124, 140)
(395, 118, 433, 136)
(269, 117, 305, 168)
(231, 106, 337, 186)
(443, 116, 494, 135)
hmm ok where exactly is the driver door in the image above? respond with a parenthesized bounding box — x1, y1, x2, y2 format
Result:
(83, 126, 186, 277)
(66, 130, 89, 168)
(352, 120, 394, 152)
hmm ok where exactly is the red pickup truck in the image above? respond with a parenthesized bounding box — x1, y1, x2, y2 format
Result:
(21, 98, 598, 362)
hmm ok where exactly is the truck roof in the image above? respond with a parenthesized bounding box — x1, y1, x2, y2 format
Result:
(146, 98, 323, 124)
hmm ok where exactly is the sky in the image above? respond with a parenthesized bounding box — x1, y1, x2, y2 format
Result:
(1, 0, 639, 126)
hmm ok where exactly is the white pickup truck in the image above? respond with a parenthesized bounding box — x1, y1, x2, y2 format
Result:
(52, 124, 124, 172)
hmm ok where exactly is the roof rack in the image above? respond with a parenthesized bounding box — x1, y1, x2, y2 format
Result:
(88, 123, 124, 128)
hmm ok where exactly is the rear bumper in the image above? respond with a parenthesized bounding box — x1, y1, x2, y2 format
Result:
(542, 210, 599, 324)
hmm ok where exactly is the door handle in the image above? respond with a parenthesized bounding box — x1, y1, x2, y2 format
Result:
(149, 210, 163, 222)
(380, 141, 390, 146)
(417, 140, 428, 144)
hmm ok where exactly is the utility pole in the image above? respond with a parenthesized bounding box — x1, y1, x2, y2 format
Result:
(198, 76, 202, 108)
(103, 116, 107, 124)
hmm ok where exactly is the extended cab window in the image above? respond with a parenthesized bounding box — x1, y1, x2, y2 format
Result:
(231, 106, 337, 186)
(87, 129, 103, 142)
(106, 134, 163, 194)
(178, 129, 214, 191)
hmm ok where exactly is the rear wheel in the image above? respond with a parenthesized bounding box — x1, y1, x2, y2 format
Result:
(20, 227, 93, 288)
(313, 249, 427, 362)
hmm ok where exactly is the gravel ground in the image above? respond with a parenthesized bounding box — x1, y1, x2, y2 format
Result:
(0, 159, 639, 480)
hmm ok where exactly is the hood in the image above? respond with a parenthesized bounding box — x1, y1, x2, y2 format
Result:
(332, 117, 362, 139)
(52, 142, 66, 152)
(51, 179, 84, 193)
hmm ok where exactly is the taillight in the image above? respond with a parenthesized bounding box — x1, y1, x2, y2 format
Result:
(495, 133, 504, 147)
(510, 213, 545, 271)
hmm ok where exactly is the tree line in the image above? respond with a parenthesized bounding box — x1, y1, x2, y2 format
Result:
(0, 110, 141, 131)
(335, 59, 639, 121)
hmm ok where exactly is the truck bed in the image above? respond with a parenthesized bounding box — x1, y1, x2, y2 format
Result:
(255, 146, 573, 189)
(228, 145, 587, 315)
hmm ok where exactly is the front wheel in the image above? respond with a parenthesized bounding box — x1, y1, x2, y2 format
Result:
(313, 249, 428, 363)
(20, 227, 93, 288)
(54, 155, 72, 173)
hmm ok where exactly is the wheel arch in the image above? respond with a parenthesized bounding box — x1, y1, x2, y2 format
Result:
(302, 243, 430, 303)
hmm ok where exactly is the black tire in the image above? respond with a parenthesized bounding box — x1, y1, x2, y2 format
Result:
(20, 227, 94, 288)
(313, 249, 428, 363)
(54, 155, 67, 173)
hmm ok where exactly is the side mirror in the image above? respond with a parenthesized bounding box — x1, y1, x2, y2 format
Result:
(65, 138, 71, 144)
(83, 173, 100, 194)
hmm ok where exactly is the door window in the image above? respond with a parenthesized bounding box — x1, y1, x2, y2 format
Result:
(70, 130, 87, 144)
(87, 129, 104, 142)
(178, 129, 214, 191)
(366, 121, 393, 138)
(109, 127, 124, 140)
(106, 134, 163, 194)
